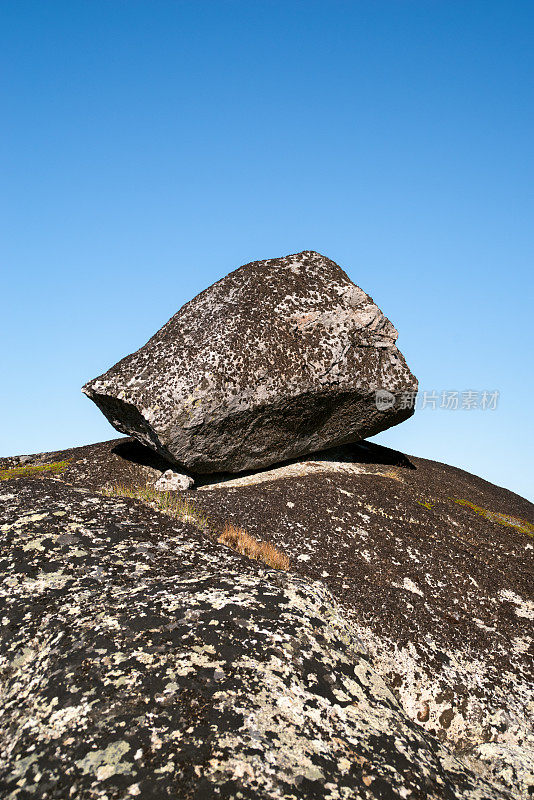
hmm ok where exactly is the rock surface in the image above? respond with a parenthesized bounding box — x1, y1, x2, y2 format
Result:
(82, 251, 417, 473)
(154, 469, 194, 491)
(4, 437, 532, 797)
(0, 477, 510, 799)
(191, 448, 534, 797)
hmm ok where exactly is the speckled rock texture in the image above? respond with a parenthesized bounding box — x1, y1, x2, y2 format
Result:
(191, 445, 534, 798)
(82, 251, 417, 473)
(154, 470, 194, 491)
(0, 477, 510, 799)
(14, 437, 533, 795)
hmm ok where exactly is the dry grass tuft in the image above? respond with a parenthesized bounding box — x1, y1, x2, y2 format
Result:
(217, 523, 290, 570)
(103, 484, 209, 530)
(103, 483, 290, 570)
(379, 468, 404, 482)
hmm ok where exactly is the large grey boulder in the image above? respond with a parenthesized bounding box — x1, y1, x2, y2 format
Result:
(83, 251, 417, 473)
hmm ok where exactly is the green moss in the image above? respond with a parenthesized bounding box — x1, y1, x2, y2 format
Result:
(0, 460, 70, 481)
(451, 498, 534, 537)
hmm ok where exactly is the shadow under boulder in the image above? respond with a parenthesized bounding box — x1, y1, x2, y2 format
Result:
(0, 436, 415, 494)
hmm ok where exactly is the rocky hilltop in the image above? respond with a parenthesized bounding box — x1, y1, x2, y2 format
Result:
(1, 438, 532, 799)
(1, 253, 532, 799)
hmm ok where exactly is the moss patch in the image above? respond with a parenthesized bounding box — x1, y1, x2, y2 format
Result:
(451, 498, 534, 537)
(0, 460, 70, 481)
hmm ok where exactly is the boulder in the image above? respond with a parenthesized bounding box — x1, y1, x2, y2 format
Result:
(82, 251, 417, 473)
(154, 468, 194, 491)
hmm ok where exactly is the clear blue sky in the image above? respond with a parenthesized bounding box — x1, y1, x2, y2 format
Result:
(1, 1, 532, 501)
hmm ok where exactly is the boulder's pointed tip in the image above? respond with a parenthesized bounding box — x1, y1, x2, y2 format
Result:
(295, 249, 325, 258)
(276, 250, 330, 267)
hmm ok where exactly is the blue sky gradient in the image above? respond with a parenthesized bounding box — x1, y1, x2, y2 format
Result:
(1, 1, 533, 500)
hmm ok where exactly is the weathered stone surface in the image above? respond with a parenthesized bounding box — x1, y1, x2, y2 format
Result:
(0, 439, 173, 493)
(82, 251, 417, 473)
(190, 444, 534, 798)
(0, 478, 508, 799)
(154, 469, 194, 491)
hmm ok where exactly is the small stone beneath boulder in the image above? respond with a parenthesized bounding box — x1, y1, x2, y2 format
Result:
(83, 251, 418, 473)
(154, 469, 194, 491)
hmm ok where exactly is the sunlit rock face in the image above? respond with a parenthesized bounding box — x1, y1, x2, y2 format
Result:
(82, 251, 417, 473)
(1, 437, 532, 797)
(0, 477, 508, 800)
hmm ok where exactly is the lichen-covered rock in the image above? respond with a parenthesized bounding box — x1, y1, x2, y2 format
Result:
(154, 469, 194, 491)
(190, 442, 534, 798)
(3, 439, 532, 796)
(0, 478, 507, 799)
(82, 251, 417, 473)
